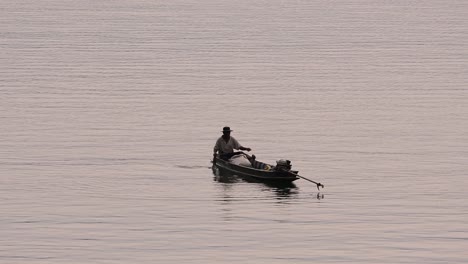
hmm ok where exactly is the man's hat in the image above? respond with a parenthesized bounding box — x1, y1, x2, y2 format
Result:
(222, 126, 233, 133)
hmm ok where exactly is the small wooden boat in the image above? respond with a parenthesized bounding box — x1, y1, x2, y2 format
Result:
(212, 153, 299, 183)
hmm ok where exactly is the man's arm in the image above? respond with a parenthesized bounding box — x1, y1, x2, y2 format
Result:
(214, 138, 222, 158)
(239, 146, 251, 152)
(213, 139, 219, 155)
(232, 137, 251, 152)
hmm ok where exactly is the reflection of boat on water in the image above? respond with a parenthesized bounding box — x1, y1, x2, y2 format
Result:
(213, 166, 299, 201)
(212, 152, 299, 184)
(212, 167, 243, 184)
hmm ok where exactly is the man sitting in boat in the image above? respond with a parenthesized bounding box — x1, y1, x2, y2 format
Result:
(213, 126, 251, 161)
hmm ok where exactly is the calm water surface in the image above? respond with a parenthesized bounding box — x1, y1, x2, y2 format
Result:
(1, 0, 468, 263)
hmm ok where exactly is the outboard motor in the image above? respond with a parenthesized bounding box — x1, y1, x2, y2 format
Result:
(276, 159, 292, 171)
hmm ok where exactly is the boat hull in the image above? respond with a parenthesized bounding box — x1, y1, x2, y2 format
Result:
(213, 157, 299, 183)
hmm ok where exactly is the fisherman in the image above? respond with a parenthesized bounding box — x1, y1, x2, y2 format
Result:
(213, 126, 251, 162)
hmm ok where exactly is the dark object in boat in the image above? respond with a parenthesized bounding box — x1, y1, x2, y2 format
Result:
(212, 153, 299, 183)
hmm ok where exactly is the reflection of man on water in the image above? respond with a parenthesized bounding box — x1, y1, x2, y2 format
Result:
(213, 126, 251, 161)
